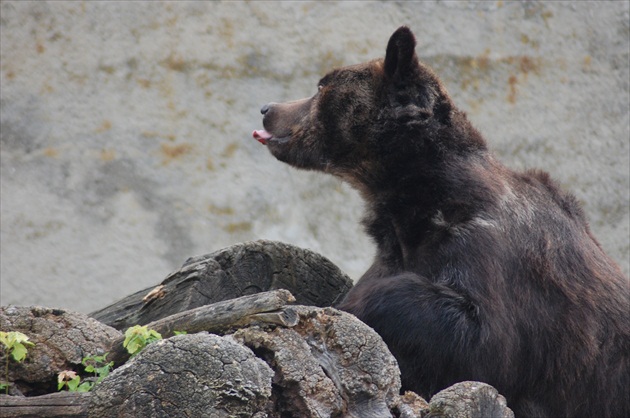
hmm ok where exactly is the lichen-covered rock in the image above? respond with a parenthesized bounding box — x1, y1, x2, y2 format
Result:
(0, 306, 121, 395)
(234, 306, 401, 418)
(428, 381, 514, 418)
(88, 332, 273, 418)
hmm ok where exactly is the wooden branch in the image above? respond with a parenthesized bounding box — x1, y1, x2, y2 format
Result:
(244, 309, 299, 328)
(0, 392, 90, 417)
(107, 289, 296, 366)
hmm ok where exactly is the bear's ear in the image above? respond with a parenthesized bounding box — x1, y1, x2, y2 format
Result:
(384, 26, 418, 81)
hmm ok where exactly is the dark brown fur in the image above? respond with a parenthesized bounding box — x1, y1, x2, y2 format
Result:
(255, 27, 629, 417)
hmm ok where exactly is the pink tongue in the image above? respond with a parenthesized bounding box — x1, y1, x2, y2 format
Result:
(253, 130, 272, 145)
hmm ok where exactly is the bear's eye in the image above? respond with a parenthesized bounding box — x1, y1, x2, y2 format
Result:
(317, 74, 332, 92)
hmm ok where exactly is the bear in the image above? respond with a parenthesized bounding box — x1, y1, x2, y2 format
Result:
(252, 26, 629, 418)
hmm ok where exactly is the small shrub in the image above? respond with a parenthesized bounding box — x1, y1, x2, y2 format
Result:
(123, 325, 162, 356)
(1, 331, 35, 394)
(58, 352, 113, 393)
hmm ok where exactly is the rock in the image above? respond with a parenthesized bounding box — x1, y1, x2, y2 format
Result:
(396, 391, 431, 418)
(233, 306, 401, 418)
(428, 381, 514, 418)
(237, 326, 343, 416)
(88, 332, 273, 418)
(0, 303, 514, 418)
(0, 247, 513, 418)
(91, 240, 353, 330)
(0, 306, 121, 396)
(67, 304, 404, 417)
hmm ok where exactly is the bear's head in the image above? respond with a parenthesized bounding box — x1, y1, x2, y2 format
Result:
(253, 26, 471, 194)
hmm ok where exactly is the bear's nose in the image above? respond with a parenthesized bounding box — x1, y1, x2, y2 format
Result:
(260, 104, 271, 115)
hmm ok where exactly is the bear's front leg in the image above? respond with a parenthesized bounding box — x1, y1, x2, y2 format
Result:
(337, 272, 482, 399)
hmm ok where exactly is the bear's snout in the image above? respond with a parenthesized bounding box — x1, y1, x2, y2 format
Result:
(261, 103, 281, 136)
(259, 97, 312, 141)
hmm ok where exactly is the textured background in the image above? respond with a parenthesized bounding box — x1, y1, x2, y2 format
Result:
(1, 1, 628, 313)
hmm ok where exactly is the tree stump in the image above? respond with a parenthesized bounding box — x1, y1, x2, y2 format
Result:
(90, 240, 353, 330)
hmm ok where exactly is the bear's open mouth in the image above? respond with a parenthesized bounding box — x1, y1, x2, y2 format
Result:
(252, 129, 273, 145)
(253, 130, 290, 146)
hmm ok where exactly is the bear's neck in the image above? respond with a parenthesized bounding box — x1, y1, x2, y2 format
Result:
(360, 129, 501, 272)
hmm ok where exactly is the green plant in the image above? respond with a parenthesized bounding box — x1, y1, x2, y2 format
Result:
(1, 331, 35, 394)
(82, 353, 113, 385)
(57, 370, 90, 392)
(58, 353, 113, 393)
(123, 325, 162, 356)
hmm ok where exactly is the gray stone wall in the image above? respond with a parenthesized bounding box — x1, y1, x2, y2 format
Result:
(1, 1, 628, 312)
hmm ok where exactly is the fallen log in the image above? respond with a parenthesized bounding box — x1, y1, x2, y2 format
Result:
(106, 289, 298, 366)
(0, 392, 90, 418)
(91, 240, 353, 330)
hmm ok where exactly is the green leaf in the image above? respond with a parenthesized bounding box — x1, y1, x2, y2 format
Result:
(123, 325, 162, 356)
(124, 326, 146, 354)
(95, 365, 111, 377)
(145, 332, 162, 347)
(173, 331, 187, 336)
(77, 381, 93, 392)
(94, 354, 108, 363)
(67, 376, 81, 392)
(11, 332, 33, 345)
(1, 332, 34, 363)
(11, 343, 28, 362)
(86, 353, 106, 364)
(126, 338, 141, 355)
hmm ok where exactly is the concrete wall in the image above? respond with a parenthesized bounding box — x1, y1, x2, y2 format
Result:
(1, 1, 628, 313)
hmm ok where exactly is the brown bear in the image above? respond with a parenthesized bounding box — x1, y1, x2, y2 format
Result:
(253, 27, 629, 418)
